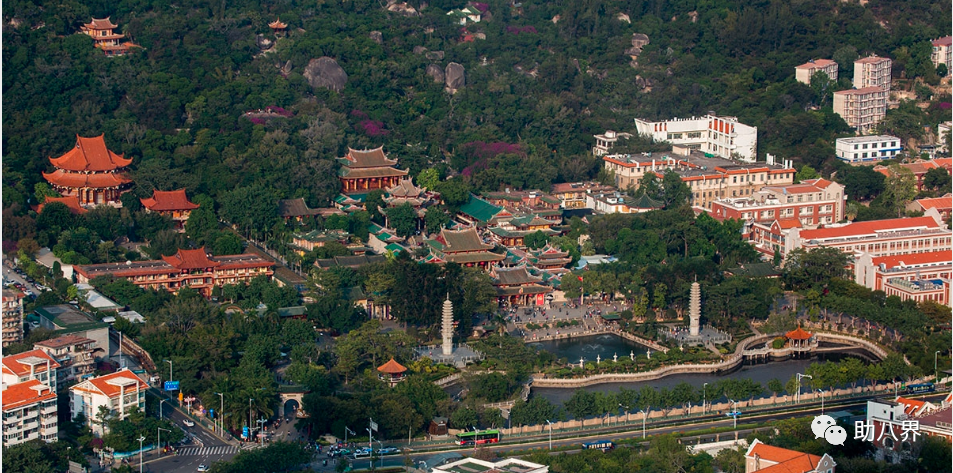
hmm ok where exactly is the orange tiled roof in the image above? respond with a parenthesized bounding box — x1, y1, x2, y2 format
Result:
(161, 247, 220, 270)
(1, 379, 56, 411)
(42, 169, 132, 189)
(34, 334, 96, 350)
(774, 219, 802, 230)
(84, 17, 118, 30)
(1, 350, 60, 377)
(856, 55, 890, 64)
(341, 147, 398, 168)
(747, 441, 824, 473)
(269, 18, 288, 29)
(795, 59, 836, 69)
(37, 196, 87, 214)
(72, 369, 147, 398)
(785, 326, 813, 340)
(377, 358, 407, 374)
(799, 216, 941, 241)
(895, 396, 928, 416)
(912, 195, 952, 211)
(141, 189, 200, 211)
(871, 250, 951, 269)
(49, 135, 132, 172)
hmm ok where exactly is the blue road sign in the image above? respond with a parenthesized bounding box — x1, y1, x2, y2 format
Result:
(163, 381, 180, 391)
(243, 426, 249, 439)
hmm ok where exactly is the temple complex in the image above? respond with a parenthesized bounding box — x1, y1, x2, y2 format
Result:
(80, 18, 136, 56)
(73, 248, 274, 298)
(488, 215, 558, 247)
(42, 135, 133, 207)
(425, 228, 504, 269)
(140, 189, 199, 232)
(338, 147, 408, 194)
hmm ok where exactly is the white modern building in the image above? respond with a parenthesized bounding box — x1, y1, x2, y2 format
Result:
(70, 369, 148, 435)
(833, 87, 888, 134)
(592, 130, 632, 156)
(2, 379, 58, 446)
(854, 55, 892, 91)
(633, 115, 758, 162)
(795, 59, 838, 84)
(835, 135, 902, 163)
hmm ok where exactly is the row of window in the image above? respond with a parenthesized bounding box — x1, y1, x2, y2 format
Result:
(852, 141, 898, 150)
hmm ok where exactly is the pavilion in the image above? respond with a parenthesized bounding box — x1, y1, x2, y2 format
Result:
(377, 358, 407, 386)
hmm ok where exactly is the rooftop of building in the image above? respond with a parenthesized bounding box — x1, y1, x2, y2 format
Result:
(745, 439, 827, 473)
(835, 135, 901, 144)
(799, 216, 943, 241)
(437, 458, 547, 473)
(34, 305, 108, 332)
(1, 379, 56, 411)
(834, 86, 887, 95)
(34, 334, 96, 350)
(48, 134, 131, 172)
(2, 349, 61, 377)
(72, 369, 148, 398)
(856, 55, 891, 64)
(869, 250, 952, 269)
(933, 36, 953, 46)
(795, 59, 837, 68)
(140, 189, 199, 211)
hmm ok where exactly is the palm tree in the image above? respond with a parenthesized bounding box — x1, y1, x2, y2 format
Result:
(845, 201, 859, 222)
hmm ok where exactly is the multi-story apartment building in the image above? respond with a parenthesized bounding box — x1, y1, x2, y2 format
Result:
(864, 398, 952, 464)
(931, 36, 952, 71)
(833, 87, 888, 134)
(2, 289, 24, 347)
(710, 179, 846, 235)
(550, 182, 616, 209)
(761, 210, 951, 261)
(602, 147, 795, 209)
(854, 55, 892, 91)
(34, 335, 101, 386)
(835, 135, 902, 163)
(795, 59, 838, 84)
(74, 247, 274, 299)
(2, 349, 60, 391)
(592, 130, 633, 156)
(70, 369, 148, 436)
(2, 379, 58, 446)
(633, 115, 758, 161)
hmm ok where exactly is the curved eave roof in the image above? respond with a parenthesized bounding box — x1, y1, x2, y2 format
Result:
(49, 135, 132, 172)
(43, 170, 131, 188)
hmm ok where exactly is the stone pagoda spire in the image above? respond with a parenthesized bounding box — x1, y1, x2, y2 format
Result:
(689, 281, 701, 336)
(442, 295, 454, 356)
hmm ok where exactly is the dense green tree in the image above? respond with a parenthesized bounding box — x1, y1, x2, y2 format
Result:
(385, 203, 418, 238)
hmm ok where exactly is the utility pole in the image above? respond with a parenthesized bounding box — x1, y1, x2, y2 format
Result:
(796, 373, 812, 404)
(545, 420, 553, 450)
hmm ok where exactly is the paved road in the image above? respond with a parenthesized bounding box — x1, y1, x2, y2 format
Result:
(145, 406, 240, 473)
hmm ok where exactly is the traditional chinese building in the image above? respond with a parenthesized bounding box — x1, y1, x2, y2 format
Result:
(277, 198, 345, 222)
(490, 266, 552, 307)
(36, 196, 88, 215)
(456, 194, 513, 227)
(269, 18, 288, 36)
(42, 135, 132, 207)
(73, 247, 274, 298)
(425, 228, 504, 269)
(140, 189, 199, 232)
(488, 215, 558, 247)
(338, 147, 408, 194)
(377, 358, 407, 386)
(80, 18, 135, 56)
(530, 245, 573, 271)
(784, 326, 814, 348)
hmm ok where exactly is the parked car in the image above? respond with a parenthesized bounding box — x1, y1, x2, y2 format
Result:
(197, 464, 209, 472)
(183, 419, 195, 427)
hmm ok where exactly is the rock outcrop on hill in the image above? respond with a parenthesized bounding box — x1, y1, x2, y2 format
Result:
(303, 57, 348, 92)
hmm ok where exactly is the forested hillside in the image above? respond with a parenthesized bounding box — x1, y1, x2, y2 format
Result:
(3, 0, 950, 211)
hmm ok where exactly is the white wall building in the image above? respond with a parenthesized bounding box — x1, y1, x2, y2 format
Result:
(592, 130, 632, 156)
(931, 36, 952, 71)
(2, 349, 60, 391)
(70, 369, 147, 436)
(835, 135, 902, 163)
(833, 87, 888, 134)
(633, 115, 758, 162)
(795, 59, 838, 84)
(854, 55, 892, 91)
(2, 379, 58, 446)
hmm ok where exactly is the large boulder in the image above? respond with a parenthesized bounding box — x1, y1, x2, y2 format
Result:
(445, 62, 465, 93)
(425, 50, 445, 61)
(413, 46, 428, 55)
(369, 31, 383, 44)
(303, 57, 348, 92)
(426, 64, 445, 83)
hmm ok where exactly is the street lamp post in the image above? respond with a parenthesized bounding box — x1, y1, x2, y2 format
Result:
(817, 389, 825, 414)
(138, 435, 146, 473)
(935, 351, 942, 386)
(215, 392, 225, 435)
(795, 373, 813, 404)
(703, 383, 708, 414)
(728, 400, 738, 429)
(545, 420, 553, 450)
(164, 359, 173, 384)
(249, 398, 254, 443)
(158, 427, 171, 455)
(159, 399, 167, 419)
(638, 406, 650, 439)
